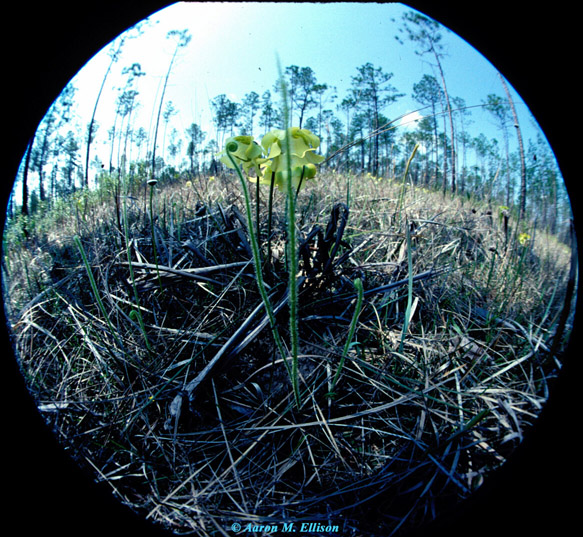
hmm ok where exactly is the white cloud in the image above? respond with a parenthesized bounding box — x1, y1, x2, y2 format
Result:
(399, 111, 423, 129)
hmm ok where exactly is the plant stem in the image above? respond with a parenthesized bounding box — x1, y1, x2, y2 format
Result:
(397, 142, 419, 225)
(256, 171, 261, 251)
(225, 147, 296, 403)
(279, 65, 301, 408)
(149, 184, 163, 291)
(399, 221, 414, 354)
(286, 155, 300, 406)
(266, 171, 275, 270)
(294, 166, 307, 203)
(123, 197, 153, 353)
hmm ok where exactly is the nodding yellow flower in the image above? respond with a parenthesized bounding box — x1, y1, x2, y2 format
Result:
(219, 127, 324, 192)
(518, 232, 531, 246)
(218, 135, 265, 177)
(185, 180, 193, 188)
(264, 162, 318, 192)
(259, 127, 324, 192)
(209, 175, 216, 181)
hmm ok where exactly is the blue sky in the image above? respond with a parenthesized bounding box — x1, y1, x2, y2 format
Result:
(26, 1, 550, 188)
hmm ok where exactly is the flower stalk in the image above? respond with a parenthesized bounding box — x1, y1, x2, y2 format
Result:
(224, 144, 298, 406)
(217, 88, 325, 408)
(280, 78, 301, 407)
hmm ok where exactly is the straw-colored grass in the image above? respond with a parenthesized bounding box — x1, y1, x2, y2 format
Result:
(2, 170, 575, 536)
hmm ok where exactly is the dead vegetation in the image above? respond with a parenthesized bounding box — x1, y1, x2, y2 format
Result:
(2, 171, 576, 536)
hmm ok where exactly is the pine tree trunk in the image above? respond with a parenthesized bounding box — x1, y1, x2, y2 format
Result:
(442, 111, 448, 196)
(85, 48, 121, 189)
(38, 130, 50, 202)
(432, 110, 439, 187)
(21, 139, 32, 217)
(499, 73, 526, 222)
(373, 95, 380, 177)
(152, 47, 179, 180)
(434, 52, 456, 194)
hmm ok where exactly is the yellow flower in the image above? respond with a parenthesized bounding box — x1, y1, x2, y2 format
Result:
(218, 127, 324, 193)
(518, 232, 531, 246)
(218, 135, 266, 177)
(185, 180, 193, 188)
(259, 127, 324, 192)
(263, 162, 318, 192)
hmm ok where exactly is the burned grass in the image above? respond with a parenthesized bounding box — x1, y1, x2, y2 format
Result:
(2, 172, 576, 536)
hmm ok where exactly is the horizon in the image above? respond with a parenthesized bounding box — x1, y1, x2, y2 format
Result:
(8, 2, 564, 209)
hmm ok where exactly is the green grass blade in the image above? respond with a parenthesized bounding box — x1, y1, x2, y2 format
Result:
(331, 277, 364, 391)
(399, 222, 414, 354)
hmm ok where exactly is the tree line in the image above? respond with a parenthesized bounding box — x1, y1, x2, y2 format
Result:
(11, 12, 570, 239)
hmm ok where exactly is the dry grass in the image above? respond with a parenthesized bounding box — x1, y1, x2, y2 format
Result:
(2, 170, 576, 536)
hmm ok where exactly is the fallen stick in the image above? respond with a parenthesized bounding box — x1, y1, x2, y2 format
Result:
(166, 289, 289, 431)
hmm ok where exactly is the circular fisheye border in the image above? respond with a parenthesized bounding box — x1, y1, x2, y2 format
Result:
(3, 3, 579, 537)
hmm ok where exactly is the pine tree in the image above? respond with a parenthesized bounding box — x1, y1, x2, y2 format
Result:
(412, 74, 443, 186)
(241, 91, 260, 135)
(185, 123, 206, 177)
(151, 29, 191, 181)
(399, 12, 457, 193)
(350, 62, 403, 176)
(499, 73, 527, 223)
(483, 94, 511, 205)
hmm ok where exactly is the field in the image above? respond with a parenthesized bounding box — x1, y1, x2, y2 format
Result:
(2, 169, 576, 536)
